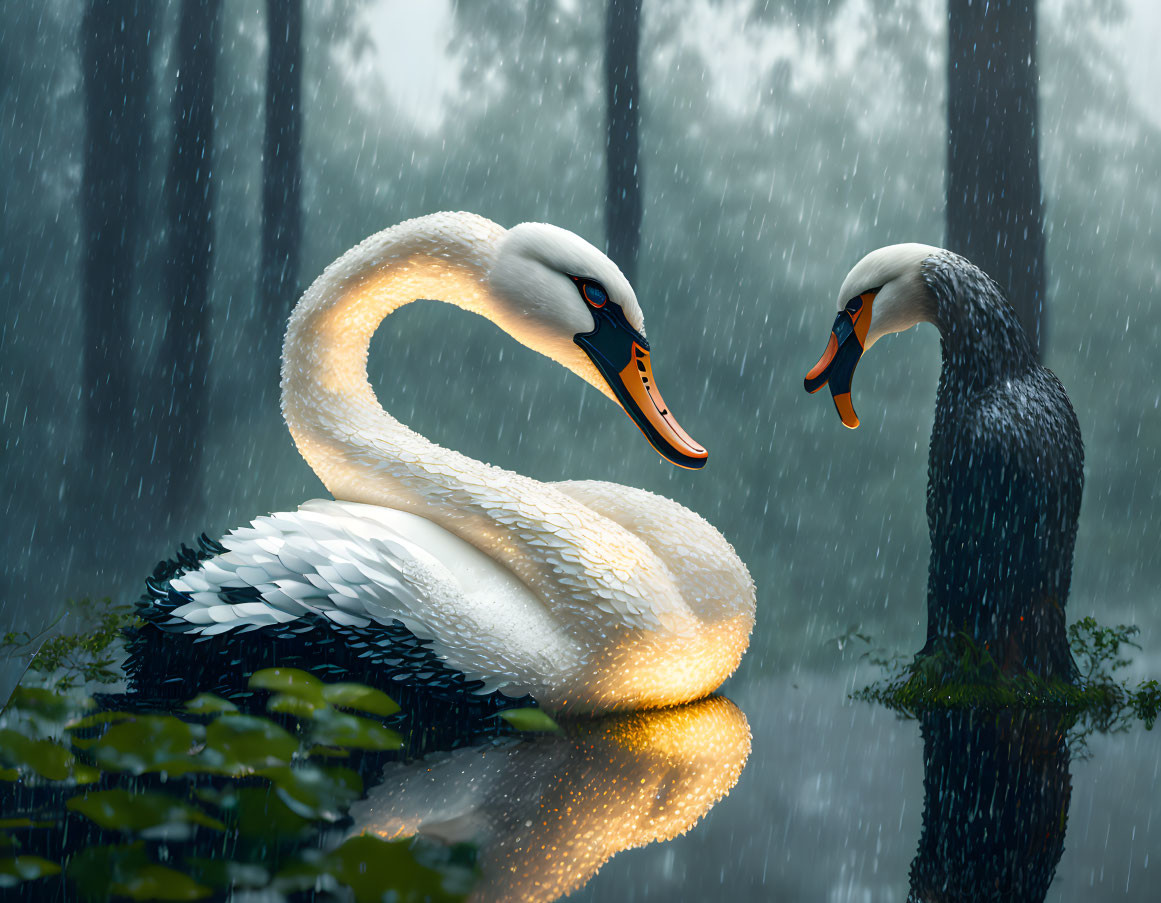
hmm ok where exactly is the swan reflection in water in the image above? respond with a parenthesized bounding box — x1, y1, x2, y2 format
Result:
(351, 696, 750, 903)
(908, 709, 1071, 902)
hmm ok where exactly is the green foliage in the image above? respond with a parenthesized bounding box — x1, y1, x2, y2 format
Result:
(248, 667, 403, 751)
(65, 844, 211, 901)
(0, 855, 61, 888)
(1128, 680, 1160, 730)
(498, 707, 562, 733)
(67, 790, 225, 834)
(852, 620, 1159, 735)
(277, 834, 475, 903)
(0, 673, 459, 899)
(0, 729, 99, 784)
(1, 597, 136, 691)
(1069, 617, 1140, 684)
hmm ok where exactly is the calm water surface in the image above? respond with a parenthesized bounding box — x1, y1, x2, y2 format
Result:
(1, 664, 1156, 901)
(577, 672, 1159, 902)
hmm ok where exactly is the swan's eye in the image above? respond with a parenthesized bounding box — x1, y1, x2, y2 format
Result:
(582, 282, 608, 308)
(845, 288, 879, 322)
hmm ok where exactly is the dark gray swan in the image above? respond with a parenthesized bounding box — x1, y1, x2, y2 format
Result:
(804, 245, 1083, 679)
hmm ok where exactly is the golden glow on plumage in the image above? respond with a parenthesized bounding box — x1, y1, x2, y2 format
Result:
(355, 696, 751, 903)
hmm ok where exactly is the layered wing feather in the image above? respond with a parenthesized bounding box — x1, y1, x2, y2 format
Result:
(163, 499, 583, 694)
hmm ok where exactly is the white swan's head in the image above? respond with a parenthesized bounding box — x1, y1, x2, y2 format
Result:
(488, 222, 707, 469)
(804, 243, 939, 428)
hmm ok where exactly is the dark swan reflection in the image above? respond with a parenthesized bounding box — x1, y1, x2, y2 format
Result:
(352, 696, 751, 903)
(907, 709, 1071, 903)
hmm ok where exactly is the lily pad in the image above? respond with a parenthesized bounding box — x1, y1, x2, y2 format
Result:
(111, 864, 211, 901)
(498, 708, 561, 733)
(66, 844, 209, 901)
(258, 765, 363, 821)
(202, 715, 299, 772)
(280, 834, 468, 903)
(321, 682, 400, 717)
(310, 710, 402, 751)
(182, 693, 239, 716)
(0, 729, 78, 781)
(5, 686, 89, 720)
(0, 855, 61, 887)
(67, 789, 225, 833)
(267, 692, 326, 719)
(229, 787, 314, 843)
(66, 710, 135, 732)
(87, 716, 203, 775)
(249, 668, 325, 705)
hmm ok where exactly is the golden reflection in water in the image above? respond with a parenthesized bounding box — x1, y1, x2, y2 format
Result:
(352, 696, 751, 903)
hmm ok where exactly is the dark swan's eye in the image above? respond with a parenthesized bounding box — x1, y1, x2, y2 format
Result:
(582, 282, 608, 308)
(845, 295, 864, 315)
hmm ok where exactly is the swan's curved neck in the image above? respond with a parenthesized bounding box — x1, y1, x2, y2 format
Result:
(280, 213, 682, 640)
(282, 212, 508, 512)
(922, 253, 1036, 389)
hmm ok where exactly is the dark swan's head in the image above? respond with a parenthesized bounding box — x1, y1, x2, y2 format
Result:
(804, 243, 940, 428)
(488, 221, 707, 469)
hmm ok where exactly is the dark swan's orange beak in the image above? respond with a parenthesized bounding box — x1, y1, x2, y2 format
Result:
(575, 305, 707, 469)
(804, 292, 876, 429)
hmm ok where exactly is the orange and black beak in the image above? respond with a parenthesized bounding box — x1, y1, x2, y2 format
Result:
(803, 292, 875, 429)
(575, 305, 708, 469)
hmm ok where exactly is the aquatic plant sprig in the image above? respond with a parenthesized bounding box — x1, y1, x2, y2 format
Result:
(0, 597, 137, 691)
(850, 619, 1159, 733)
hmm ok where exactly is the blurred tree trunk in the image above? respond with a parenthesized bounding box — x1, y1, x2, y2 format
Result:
(947, 0, 1047, 356)
(162, 0, 222, 521)
(605, 0, 642, 283)
(260, 0, 303, 334)
(80, 1, 153, 462)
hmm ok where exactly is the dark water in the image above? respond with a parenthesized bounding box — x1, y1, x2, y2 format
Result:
(2, 660, 1156, 902)
(578, 674, 1159, 902)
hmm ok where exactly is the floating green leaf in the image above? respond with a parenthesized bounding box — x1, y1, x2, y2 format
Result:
(0, 818, 54, 829)
(321, 682, 400, 717)
(229, 787, 314, 844)
(202, 714, 298, 772)
(258, 765, 363, 821)
(66, 843, 210, 901)
(67, 789, 225, 833)
(0, 730, 76, 781)
(498, 708, 561, 733)
(279, 834, 469, 903)
(5, 686, 89, 720)
(249, 668, 325, 705)
(182, 694, 239, 716)
(266, 692, 325, 719)
(0, 854, 61, 887)
(87, 715, 202, 775)
(66, 710, 134, 732)
(309, 710, 403, 751)
(110, 865, 211, 901)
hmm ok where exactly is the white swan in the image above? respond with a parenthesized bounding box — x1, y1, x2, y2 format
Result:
(152, 213, 754, 714)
